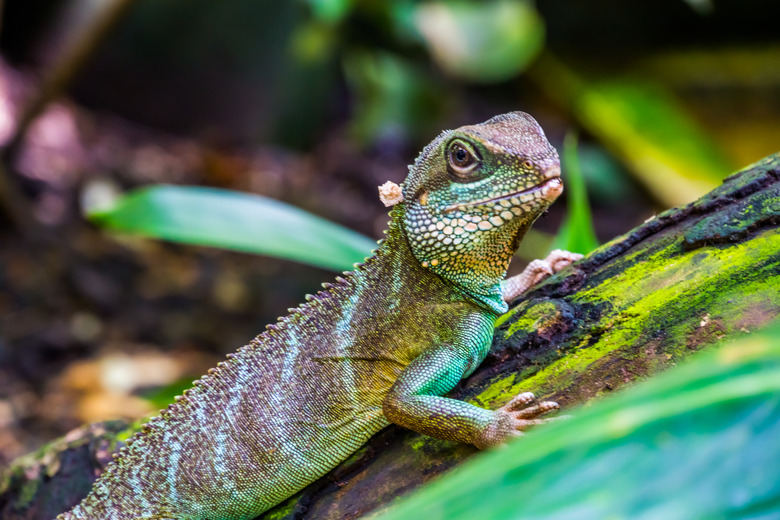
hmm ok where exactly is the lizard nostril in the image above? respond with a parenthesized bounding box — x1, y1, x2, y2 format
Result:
(545, 164, 561, 179)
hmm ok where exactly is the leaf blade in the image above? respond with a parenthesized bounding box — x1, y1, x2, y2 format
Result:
(88, 186, 378, 272)
(552, 131, 599, 255)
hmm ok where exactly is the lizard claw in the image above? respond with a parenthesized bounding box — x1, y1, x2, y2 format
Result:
(525, 260, 555, 286)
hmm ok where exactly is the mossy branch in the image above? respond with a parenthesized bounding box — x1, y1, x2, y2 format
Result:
(2, 153, 779, 520)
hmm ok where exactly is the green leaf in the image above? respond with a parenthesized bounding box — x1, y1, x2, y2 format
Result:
(530, 55, 733, 206)
(343, 51, 446, 146)
(373, 322, 780, 520)
(304, 0, 353, 23)
(413, 0, 545, 83)
(552, 132, 599, 255)
(681, 0, 714, 15)
(514, 228, 554, 263)
(87, 186, 377, 272)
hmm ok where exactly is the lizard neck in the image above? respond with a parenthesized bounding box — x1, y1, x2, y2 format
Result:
(389, 204, 507, 316)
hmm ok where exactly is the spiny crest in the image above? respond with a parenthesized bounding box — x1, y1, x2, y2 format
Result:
(92, 204, 407, 479)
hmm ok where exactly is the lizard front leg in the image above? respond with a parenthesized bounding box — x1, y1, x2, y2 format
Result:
(382, 346, 558, 450)
(501, 249, 583, 302)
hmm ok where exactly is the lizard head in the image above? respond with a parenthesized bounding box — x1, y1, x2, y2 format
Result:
(400, 111, 562, 301)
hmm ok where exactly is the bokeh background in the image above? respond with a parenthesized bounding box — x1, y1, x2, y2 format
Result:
(0, 0, 778, 466)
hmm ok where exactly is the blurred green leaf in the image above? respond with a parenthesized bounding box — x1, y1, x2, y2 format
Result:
(304, 0, 353, 23)
(138, 378, 195, 410)
(373, 322, 780, 520)
(515, 228, 554, 262)
(413, 0, 544, 83)
(531, 55, 733, 206)
(290, 20, 338, 64)
(681, 0, 714, 15)
(552, 132, 599, 254)
(575, 143, 638, 204)
(87, 186, 377, 272)
(344, 51, 447, 146)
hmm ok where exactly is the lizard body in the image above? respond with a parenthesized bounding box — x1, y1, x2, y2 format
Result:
(59, 112, 575, 520)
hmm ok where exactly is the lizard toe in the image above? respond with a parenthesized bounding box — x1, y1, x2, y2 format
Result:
(502, 391, 536, 410)
(545, 249, 584, 273)
(511, 400, 559, 419)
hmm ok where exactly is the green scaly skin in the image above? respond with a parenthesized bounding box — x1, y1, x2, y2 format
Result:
(58, 112, 563, 520)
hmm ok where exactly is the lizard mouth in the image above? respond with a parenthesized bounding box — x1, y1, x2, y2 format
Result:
(444, 177, 561, 213)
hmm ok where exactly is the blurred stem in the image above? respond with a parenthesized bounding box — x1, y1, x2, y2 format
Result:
(0, 159, 32, 232)
(563, 131, 599, 250)
(0, 0, 140, 232)
(3, 0, 139, 156)
(550, 131, 599, 255)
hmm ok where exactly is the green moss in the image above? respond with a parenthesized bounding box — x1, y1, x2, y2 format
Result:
(469, 374, 516, 407)
(16, 477, 40, 509)
(262, 493, 303, 520)
(408, 436, 429, 452)
(503, 301, 560, 339)
(478, 226, 780, 407)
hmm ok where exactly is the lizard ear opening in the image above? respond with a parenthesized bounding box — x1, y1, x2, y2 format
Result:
(378, 181, 404, 207)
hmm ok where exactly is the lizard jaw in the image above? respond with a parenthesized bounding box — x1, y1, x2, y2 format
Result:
(444, 177, 562, 214)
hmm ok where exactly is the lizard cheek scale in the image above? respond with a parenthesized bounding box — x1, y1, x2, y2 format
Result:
(59, 111, 569, 520)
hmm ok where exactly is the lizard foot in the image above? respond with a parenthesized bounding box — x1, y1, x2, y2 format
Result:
(544, 249, 584, 273)
(475, 392, 560, 449)
(501, 391, 560, 423)
(501, 249, 584, 302)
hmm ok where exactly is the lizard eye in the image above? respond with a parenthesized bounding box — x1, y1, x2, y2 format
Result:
(446, 139, 481, 180)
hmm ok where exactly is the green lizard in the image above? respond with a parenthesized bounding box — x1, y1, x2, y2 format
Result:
(58, 112, 581, 520)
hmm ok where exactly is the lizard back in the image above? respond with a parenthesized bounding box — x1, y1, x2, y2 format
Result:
(62, 207, 493, 520)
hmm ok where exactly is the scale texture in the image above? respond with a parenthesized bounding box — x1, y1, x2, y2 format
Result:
(59, 112, 564, 520)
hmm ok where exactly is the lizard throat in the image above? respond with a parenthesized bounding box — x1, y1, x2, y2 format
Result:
(443, 177, 561, 214)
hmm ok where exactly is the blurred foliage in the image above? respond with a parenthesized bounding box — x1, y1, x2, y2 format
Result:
(529, 55, 733, 207)
(4, 0, 773, 278)
(552, 132, 599, 254)
(410, 0, 545, 83)
(87, 186, 377, 272)
(374, 320, 780, 520)
(8, 0, 766, 212)
(73, 0, 751, 269)
(343, 50, 448, 146)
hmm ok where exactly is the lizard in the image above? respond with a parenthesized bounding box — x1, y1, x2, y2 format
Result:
(58, 111, 582, 520)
